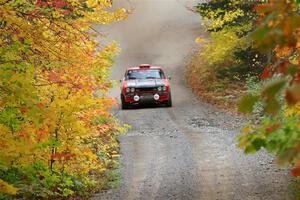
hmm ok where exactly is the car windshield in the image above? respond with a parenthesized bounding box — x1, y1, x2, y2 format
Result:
(126, 69, 165, 80)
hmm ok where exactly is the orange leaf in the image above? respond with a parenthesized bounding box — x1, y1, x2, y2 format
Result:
(48, 71, 59, 83)
(291, 167, 300, 177)
(260, 67, 272, 79)
(20, 107, 28, 113)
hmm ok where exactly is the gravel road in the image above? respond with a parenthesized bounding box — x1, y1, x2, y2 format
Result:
(92, 0, 291, 199)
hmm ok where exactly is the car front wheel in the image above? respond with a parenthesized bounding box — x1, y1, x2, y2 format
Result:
(121, 95, 129, 110)
(166, 95, 172, 107)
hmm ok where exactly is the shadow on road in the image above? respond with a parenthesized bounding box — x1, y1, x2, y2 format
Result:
(125, 103, 169, 110)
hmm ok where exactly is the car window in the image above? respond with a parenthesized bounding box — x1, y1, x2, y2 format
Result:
(126, 69, 165, 80)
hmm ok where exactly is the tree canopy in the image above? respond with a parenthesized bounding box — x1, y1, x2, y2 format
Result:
(0, 0, 127, 198)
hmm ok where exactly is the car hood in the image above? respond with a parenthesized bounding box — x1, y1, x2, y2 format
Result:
(126, 79, 165, 88)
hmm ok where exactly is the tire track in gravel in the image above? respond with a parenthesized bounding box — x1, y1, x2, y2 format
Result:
(167, 108, 233, 200)
(126, 138, 148, 200)
(125, 136, 165, 200)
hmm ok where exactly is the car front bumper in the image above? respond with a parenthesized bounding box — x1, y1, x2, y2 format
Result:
(124, 92, 170, 104)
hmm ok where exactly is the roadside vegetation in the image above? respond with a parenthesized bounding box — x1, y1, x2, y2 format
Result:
(189, 0, 300, 192)
(187, 0, 268, 111)
(0, 0, 128, 199)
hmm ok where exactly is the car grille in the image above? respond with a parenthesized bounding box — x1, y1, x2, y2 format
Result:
(135, 87, 157, 92)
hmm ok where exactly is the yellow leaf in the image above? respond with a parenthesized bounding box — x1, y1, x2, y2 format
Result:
(0, 179, 18, 195)
(242, 126, 252, 134)
(195, 37, 205, 43)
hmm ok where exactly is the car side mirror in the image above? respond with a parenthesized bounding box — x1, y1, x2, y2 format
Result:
(168, 76, 171, 80)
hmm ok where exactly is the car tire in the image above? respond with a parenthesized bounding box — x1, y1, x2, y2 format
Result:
(166, 95, 172, 107)
(121, 95, 129, 110)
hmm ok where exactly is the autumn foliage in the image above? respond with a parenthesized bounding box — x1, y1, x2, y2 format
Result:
(192, 0, 300, 186)
(238, 0, 300, 175)
(187, 0, 266, 110)
(0, 0, 127, 198)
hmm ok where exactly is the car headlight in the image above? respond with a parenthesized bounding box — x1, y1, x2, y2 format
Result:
(157, 86, 162, 91)
(162, 86, 167, 91)
(126, 88, 130, 93)
(130, 87, 135, 93)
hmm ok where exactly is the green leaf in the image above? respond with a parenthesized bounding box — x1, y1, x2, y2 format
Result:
(97, 151, 106, 161)
(287, 65, 298, 76)
(252, 27, 268, 41)
(238, 95, 260, 113)
(264, 98, 280, 115)
(62, 188, 74, 197)
(244, 145, 257, 154)
(252, 138, 266, 151)
(262, 79, 286, 98)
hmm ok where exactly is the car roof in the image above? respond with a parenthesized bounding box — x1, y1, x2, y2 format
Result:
(127, 64, 163, 70)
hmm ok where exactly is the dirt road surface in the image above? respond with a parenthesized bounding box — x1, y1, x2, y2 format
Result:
(92, 0, 291, 199)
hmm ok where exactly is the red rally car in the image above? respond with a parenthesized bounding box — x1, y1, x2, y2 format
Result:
(120, 64, 172, 109)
